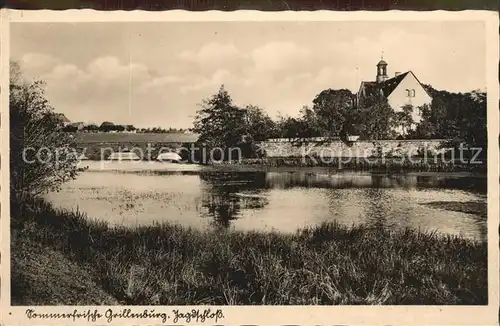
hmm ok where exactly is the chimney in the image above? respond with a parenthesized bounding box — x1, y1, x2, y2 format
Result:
(395, 72, 401, 77)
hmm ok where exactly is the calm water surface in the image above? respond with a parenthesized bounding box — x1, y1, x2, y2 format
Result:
(46, 162, 487, 241)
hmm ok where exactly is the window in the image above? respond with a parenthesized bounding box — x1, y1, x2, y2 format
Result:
(406, 89, 416, 97)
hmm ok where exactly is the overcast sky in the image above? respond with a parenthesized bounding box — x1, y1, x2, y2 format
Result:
(11, 21, 486, 128)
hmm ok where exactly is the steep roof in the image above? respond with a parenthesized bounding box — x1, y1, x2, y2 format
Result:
(359, 70, 433, 100)
(360, 71, 410, 98)
(380, 71, 410, 96)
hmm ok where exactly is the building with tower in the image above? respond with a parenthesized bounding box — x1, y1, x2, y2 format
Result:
(357, 57, 433, 132)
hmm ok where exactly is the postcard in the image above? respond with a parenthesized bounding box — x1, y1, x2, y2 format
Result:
(1, 9, 498, 326)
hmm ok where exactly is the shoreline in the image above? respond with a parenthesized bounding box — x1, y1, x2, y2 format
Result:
(80, 160, 488, 175)
(11, 197, 488, 305)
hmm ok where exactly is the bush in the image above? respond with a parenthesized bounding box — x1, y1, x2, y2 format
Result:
(10, 62, 80, 199)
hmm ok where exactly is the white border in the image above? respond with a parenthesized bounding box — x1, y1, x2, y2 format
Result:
(1, 9, 499, 326)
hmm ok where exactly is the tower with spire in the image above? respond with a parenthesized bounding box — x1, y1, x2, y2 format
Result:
(376, 54, 388, 83)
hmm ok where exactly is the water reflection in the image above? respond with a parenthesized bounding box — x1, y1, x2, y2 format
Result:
(199, 172, 268, 228)
(197, 172, 486, 240)
(264, 172, 486, 193)
(45, 170, 487, 241)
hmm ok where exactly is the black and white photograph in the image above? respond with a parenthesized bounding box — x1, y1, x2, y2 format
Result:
(2, 9, 499, 326)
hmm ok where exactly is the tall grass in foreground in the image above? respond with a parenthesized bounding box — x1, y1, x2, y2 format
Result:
(11, 197, 487, 305)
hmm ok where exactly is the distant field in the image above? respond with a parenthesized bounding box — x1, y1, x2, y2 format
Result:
(73, 132, 199, 144)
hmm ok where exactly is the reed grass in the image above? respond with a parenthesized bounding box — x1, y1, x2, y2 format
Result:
(238, 157, 486, 172)
(11, 197, 487, 305)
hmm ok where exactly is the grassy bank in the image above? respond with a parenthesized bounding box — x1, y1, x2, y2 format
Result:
(236, 157, 487, 173)
(11, 198, 487, 305)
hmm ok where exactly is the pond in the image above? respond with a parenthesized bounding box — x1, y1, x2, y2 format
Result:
(46, 162, 487, 241)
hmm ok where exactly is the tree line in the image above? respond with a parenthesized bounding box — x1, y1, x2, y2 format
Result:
(9, 59, 487, 200)
(192, 85, 487, 159)
(63, 121, 188, 133)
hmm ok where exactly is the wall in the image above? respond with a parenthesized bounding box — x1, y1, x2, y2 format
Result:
(387, 72, 433, 124)
(260, 139, 447, 158)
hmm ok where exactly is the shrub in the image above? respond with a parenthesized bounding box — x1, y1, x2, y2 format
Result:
(9, 61, 80, 199)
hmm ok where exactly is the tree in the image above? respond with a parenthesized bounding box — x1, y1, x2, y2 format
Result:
(462, 90, 487, 149)
(99, 121, 115, 132)
(115, 125, 125, 132)
(415, 86, 487, 150)
(357, 94, 396, 140)
(394, 104, 414, 137)
(10, 61, 79, 200)
(243, 105, 277, 141)
(192, 85, 247, 154)
(276, 115, 301, 139)
(341, 104, 364, 138)
(427, 94, 456, 138)
(298, 106, 321, 138)
(413, 104, 435, 138)
(83, 123, 99, 132)
(311, 89, 356, 139)
(235, 105, 278, 157)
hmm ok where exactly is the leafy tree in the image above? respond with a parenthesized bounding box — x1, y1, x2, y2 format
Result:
(341, 105, 364, 138)
(416, 86, 487, 151)
(311, 89, 356, 138)
(413, 104, 435, 138)
(243, 105, 277, 141)
(150, 127, 167, 133)
(394, 104, 415, 137)
(298, 106, 322, 138)
(428, 94, 456, 138)
(10, 61, 79, 199)
(357, 94, 396, 140)
(115, 125, 125, 132)
(83, 123, 99, 132)
(276, 115, 302, 139)
(462, 90, 487, 149)
(99, 121, 115, 132)
(193, 85, 247, 153)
